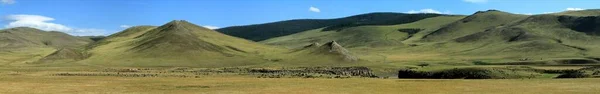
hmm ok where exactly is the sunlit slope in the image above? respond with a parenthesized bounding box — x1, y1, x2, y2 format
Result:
(261, 16, 465, 48)
(0, 27, 91, 49)
(82, 20, 286, 67)
(399, 11, 600, 61)
(261, 10, 600, 64)
(0, 27, 92, 65)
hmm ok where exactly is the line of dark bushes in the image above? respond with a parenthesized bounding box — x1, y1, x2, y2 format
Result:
(398, 68, 535, 79)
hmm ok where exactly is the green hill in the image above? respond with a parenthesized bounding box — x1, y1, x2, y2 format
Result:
(0, 27, 91, 49)
(395, 10, 600, 63)
(261, 16, 465, 48)
(259, 9, 600, 65)
(217, 13, 443, 41)
(0, 27, 92, 65)
(80, 20, 286, 67)
(420, 10, 528, 42)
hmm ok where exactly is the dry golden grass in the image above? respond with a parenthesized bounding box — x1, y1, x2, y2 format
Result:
(1, 74, 599, 94)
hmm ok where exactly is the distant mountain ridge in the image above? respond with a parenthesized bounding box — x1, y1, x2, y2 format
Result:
(0, 27, 92, 49)
(217, 12, 444, 41)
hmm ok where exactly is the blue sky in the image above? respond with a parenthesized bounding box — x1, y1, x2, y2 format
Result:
(1, 0, 599, 36)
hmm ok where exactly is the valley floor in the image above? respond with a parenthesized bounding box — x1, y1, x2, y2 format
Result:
(1, 68, 599, 94)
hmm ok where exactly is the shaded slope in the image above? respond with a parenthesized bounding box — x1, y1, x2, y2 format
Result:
(421, 10, 528, 42)
(83, 20, 284, 67)
(217, 13, 442, 41)
(80, 36, 106, 42)
(261, 16, 465, 48)
(87, 26, 157, 49)
(35, 48, 88, 64)
(558, 16, 600, 35)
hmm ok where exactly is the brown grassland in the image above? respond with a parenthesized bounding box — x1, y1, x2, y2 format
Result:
(1, 67, 599, 94)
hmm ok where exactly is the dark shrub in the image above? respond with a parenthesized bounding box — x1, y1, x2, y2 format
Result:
(431, 68, 495, 79)
(472, 61, 490, 65)
(555, 71, 591, 78)
(417, 63, 430, 68)
(397, 69, 433, 79)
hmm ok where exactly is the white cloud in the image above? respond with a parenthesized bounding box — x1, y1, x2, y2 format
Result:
(4, 14, 107, 36)
(518, 13, 533, 15)
(202, 25, 219, 29)
(1, 0, 15, 4)
(566, 8, 584, 11)
(5, 15, 72, 31)
(406, 9, 444, 14)
(309, 6, 320, 13)
(120, 25, 131, 28)
(463, 0, 487, 3)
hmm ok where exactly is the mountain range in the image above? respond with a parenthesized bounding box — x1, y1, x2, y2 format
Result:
(1, 9, 599, 67)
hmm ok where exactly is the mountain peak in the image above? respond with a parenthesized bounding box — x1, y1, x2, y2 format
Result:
(166, 20, 189, 24)
(161, 20, 212, 30)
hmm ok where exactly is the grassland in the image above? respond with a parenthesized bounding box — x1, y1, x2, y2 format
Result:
(1, 67, 599, 94)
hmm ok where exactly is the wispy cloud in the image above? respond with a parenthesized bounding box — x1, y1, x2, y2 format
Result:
(120, 25, 132, 28)
(309, 6, 321, 13)
(406, 9, 447, 14)
(463, 0, 487, 3)
(1, 0, 15, 5)
(566, 8, 584, 11)
(4, 14, 108, 36)
(202, 25, 219, 29)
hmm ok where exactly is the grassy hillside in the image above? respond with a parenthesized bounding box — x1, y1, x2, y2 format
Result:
(0, 27, 91, 49)
(81, 20, 287, 67)
(0, 27, 92, 65)
(260, 9, 600, 68)
(383, 10, 600, 64)
(1, 10, 599, 71)
(420, 10, 528, 42)
(217, 13, 442, 41)
(261, 16, 465, 48)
